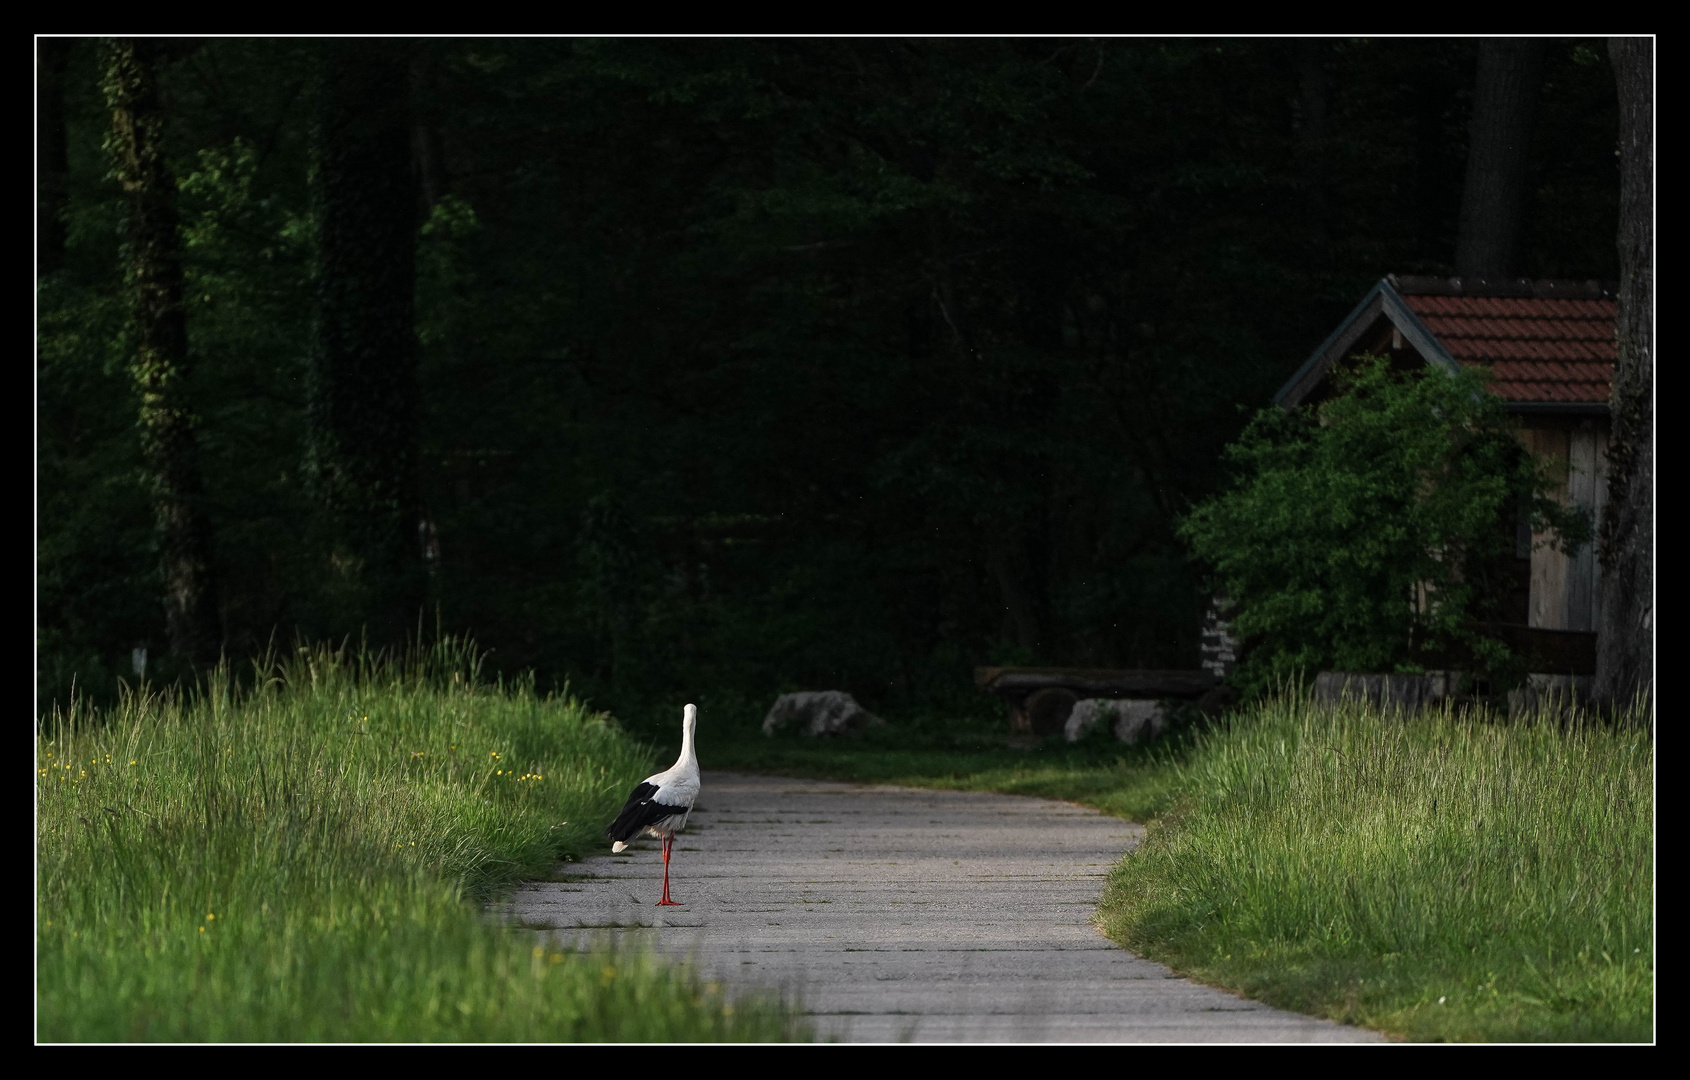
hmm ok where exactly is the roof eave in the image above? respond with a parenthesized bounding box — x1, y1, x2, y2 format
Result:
(1504, 401, 1610, 417)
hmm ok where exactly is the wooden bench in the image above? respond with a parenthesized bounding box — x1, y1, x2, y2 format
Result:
(975, 667, 1218, 738)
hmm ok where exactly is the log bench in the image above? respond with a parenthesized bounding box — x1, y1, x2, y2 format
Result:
(975, 667, 1218, 740)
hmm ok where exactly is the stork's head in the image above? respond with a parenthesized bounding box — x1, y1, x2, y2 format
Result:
(684, 702, 698, 729)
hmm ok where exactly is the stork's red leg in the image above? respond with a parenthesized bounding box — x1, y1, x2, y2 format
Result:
(657, 833, 681, 905)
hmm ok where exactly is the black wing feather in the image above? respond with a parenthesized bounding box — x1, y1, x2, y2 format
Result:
(605, 782, 688, 842)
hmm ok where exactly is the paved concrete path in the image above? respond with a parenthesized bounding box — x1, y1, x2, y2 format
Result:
(498, 771, 1381, 1042)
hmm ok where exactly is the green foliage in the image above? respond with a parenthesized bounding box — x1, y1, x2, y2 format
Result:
(36, 641, 797, 1041)
(37, 274, 157, 707)
(1097, 695, 1653, 1041)
(1181, 356, 1589, 690)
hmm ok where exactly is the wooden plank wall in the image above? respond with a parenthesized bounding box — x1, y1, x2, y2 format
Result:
(1524, 425, 1569, 628)
(1522, 420, 1608, 632)
(1565, 421, 1608, 630)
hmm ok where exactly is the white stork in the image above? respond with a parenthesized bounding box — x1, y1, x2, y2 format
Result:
(606, 702, 700, 906)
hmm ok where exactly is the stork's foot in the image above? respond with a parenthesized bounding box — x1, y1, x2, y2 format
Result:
(656, 898, 683, 906)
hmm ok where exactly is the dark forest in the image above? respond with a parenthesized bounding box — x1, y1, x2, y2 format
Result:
(37, 38, 1624, 722)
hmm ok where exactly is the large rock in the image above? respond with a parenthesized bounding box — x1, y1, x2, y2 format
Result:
(1064, 699, 1166, 745)
(1506, 674, 1591, 719)
(1312, 671, 1463, 712)
(762, 691, 886, 737)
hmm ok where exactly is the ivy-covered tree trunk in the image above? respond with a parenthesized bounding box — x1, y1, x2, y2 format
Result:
(1456, 39, 1542, 278)
(103, 39, 223, 665)
(307, 40, 425, 646)
(1594, 38, 1653, 714)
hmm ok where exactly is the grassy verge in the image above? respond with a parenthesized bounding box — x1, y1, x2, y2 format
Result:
(1096, 696, 1654, 1042)
(36, 643, 798, 1042)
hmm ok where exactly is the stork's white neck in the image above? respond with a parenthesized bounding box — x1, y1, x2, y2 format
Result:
(676, 703, 698, 770)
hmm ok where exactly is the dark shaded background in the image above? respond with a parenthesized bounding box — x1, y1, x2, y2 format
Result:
(37, 38, 1620, 723)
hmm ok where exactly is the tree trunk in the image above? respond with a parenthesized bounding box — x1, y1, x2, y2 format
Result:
(1593, 37, 1653, 715)
(409, 44, 448, 219)
(1455, 39, 1542, 278)
(103, 39, 223, 664)
(38, 38, 73, 277)
(307, 40, 425, 646)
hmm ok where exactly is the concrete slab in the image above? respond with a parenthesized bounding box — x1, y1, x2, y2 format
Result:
(496, 771, 1382, 1043)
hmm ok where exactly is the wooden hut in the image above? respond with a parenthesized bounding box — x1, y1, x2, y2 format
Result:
(1275, 275, 1615, 690)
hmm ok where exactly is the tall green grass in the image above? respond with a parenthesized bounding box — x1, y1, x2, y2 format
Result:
(37, 642, 797, 1042)
(1097, 695, 1654, 1042)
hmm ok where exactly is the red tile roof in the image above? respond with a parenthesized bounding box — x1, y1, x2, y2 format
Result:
(1399, 294, 1616, 404)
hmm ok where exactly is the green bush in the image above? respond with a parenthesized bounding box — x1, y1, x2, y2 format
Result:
(1180, 357, 1587, 693)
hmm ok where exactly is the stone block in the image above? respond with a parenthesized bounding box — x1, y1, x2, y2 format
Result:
(1507, 674, 1592, 718)
(1065, 698, 1166, 744)
(762, 691, 886, 737)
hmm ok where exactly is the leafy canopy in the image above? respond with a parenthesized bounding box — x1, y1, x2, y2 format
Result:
(1180, 356, 1587, 690)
